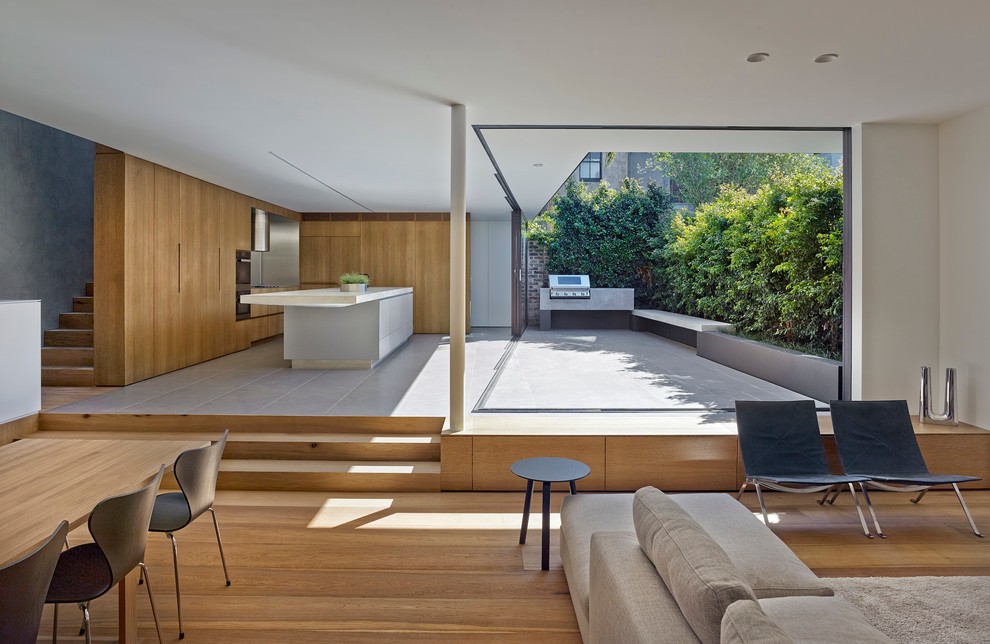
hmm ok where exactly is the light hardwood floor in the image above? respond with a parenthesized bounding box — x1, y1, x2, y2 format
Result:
(35, 488, 990, 643)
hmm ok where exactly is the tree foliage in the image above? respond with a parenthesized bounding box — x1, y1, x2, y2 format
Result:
(528, 178, 674, 302)
(530, 155, 843, 358)
(649, 152, 830, 206)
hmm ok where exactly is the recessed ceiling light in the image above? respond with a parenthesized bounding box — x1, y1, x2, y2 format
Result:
(814, 53, 839, 63)
(532, 163, 544, 167)
(746, 52, 770, 63)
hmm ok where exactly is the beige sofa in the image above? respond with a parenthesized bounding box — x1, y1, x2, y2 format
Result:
(560, 487, 892, 644)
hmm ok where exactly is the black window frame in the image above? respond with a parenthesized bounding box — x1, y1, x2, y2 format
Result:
(578, 152, 602, 182)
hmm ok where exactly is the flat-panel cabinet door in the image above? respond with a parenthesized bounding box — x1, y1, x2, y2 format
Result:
(414, 221, 449, 333)
(361, 221, 415, 288)
(201, 182, 222, 360)
(153, 165, 183, 374)
(300, 236, 333, 284)
(329, 236, 362, 284)
(179, 174, 205, 364)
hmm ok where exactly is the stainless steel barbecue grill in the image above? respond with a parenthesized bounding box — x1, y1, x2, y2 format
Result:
(548, 274, 591, 299)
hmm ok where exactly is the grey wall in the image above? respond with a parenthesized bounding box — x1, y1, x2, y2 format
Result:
(0, 110, 94, 334)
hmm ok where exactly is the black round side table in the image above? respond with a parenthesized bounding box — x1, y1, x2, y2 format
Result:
(510, 457, 591, 571)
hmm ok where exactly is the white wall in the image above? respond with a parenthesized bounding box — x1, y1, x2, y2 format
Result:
(470, 220, 512, 327)
(0, 300, 41, 423)
(939, 105, 990, 429)
(852, 123, 941, 411)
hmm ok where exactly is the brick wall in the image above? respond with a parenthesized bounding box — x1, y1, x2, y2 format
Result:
(526, 240, 547, 325)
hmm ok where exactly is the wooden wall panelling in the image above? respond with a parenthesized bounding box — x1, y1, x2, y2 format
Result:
(93, 152, 126, 385)
(122, 156, 157, 383)
(361, 220, 415, 290)
(153, 165, 183, 374)
(471, 436, 606, 491)
(414, 221, 450, 333)
(604, 436, 739, 491)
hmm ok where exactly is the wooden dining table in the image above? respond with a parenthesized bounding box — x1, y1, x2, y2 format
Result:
(0, 437, 209, 643)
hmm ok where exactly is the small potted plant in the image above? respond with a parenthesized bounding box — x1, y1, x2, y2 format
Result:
(339, 272, 370, 292)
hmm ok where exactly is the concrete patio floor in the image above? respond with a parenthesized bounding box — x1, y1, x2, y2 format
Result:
(477, 329, 813, 412)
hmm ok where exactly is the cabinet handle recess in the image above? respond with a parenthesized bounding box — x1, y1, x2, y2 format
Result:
(178, 243, 181, 293)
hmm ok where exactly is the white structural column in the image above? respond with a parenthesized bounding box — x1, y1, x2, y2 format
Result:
(449, 104, 467, 430)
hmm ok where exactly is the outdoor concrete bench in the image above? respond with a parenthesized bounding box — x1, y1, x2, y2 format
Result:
(631, 309, 734, 347)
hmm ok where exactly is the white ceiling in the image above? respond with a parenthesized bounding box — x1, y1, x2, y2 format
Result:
(2, 1, 989, 219)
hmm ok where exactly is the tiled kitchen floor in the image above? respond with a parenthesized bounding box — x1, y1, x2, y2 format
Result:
(47, 328, 813, 417)
(50, 330, 512, 417)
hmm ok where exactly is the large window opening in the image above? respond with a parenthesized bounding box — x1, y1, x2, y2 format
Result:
(475, 126, 849, 413)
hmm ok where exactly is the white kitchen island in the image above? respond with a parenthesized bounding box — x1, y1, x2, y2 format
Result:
(240, 287, 413, 368)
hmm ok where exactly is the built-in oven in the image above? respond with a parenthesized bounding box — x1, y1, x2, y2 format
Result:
(236, 288, 251, 321)
(235, 249, 252, 286)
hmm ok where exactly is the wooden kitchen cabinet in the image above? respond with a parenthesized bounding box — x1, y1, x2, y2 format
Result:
(95, 150, 297, 385)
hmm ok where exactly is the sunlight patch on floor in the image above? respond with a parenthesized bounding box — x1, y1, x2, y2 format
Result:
(358, 512, 562, 530)
(307, 497, 394, 528)
(753, 511, 781, 524)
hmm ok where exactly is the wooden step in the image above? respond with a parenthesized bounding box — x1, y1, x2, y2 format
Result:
(38, 413, 444, 435)
(43, 329, 93, 347)
(42, 347, 94, 367)
(58, 312, 93, 329)
(41, 366, 95, 387)
(85, 282, 94, 296)
(217, 460, 441, 492)
(72, 297, 94, 313)
(224, 434, 440, 462)
(25, 430, 440, 461)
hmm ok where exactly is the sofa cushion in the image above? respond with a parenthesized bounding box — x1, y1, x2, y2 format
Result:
(721, 599, 793, 644)
(559, 493, 635, 638)
(759, 596, 894, 643)
(674, 494, 833, 599)
(589, 532, 700, 644)
(633, 487, 757, 644)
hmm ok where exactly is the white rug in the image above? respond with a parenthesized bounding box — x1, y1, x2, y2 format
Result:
(829, 576, 990, 644)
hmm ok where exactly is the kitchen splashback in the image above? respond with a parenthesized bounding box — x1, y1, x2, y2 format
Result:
(251, 214, 299, 286)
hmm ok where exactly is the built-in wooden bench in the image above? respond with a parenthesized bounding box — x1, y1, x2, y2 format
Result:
(631, 309, 734, 347)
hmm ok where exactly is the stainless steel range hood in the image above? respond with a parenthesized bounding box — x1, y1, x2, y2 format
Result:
(251, 207, 270, 252)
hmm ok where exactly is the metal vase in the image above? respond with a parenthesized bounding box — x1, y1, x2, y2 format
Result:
(920, 366, 958, 425)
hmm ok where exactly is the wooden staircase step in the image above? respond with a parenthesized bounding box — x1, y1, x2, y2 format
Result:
(85, 282, 94, 296)
(58, 312, 93, 329)
(43, 329, 93, 347)
(41, 366, 95, 387)
(217, 460, 441, 492)
(42, 347, 94, 367)
(24, 430, 439, 461)
(72, 296, 94, 313)
(38, 413, 444, 435)
(225, 434, 439, 461)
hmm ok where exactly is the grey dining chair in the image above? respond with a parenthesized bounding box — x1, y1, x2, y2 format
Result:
(735, 399, 879, 538)
(828, 399, 982, 537)
(46, 466, 165, 644)
(149, 429, 231, 639)
(0, 520, 69, 644)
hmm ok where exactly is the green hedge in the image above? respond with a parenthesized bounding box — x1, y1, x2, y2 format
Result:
(529, 162, 843, 358)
